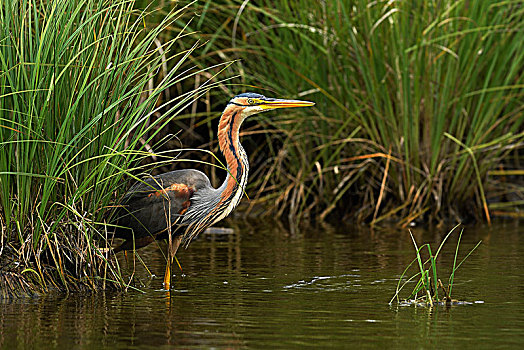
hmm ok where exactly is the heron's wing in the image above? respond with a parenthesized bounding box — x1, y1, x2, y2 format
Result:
(113, 169, 213, 240)
(114, 182, 194, 240)
(122, 169, 212, 202)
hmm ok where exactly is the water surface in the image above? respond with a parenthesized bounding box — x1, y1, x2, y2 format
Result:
(1, 221, 522, 349)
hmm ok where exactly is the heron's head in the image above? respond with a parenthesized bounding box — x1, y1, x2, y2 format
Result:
(228, 92, 315, 119)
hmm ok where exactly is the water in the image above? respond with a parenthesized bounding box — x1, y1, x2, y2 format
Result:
(1, 221, 523, 349)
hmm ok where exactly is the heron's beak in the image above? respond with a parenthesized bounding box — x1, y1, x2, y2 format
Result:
(259, 98, 315, 110)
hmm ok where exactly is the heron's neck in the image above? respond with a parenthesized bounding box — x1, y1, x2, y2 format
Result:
(216, 106, 249, 205)
(181, 107, 250, 243)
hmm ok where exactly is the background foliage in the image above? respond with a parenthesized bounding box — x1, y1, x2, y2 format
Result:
(166, 0, 524, 225)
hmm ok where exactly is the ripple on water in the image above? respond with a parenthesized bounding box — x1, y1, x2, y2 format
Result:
(282, 274, 359, 292)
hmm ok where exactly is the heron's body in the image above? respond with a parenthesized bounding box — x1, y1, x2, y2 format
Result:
(112, 93, 313, 289)
(112, 169, 208, 250)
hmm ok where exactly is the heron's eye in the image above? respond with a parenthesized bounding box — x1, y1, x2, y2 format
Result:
(247, 98, 255, 105)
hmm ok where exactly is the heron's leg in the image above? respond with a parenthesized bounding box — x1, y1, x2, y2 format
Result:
(163, 235, 182, 290)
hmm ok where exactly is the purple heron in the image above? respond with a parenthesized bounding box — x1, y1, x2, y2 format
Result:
(112, 93, 314, 289)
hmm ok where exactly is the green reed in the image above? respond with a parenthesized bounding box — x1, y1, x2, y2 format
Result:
(0, 0, 221, 291)
(390, 224, 482, 306)
(170, 0, 524, 224)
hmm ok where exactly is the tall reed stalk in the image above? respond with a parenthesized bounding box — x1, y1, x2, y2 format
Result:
(0, 0, 216, 292)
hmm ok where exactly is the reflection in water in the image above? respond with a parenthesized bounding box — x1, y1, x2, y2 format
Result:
(1, 220, 523, 348)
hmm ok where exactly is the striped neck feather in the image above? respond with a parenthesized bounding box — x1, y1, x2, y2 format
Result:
(216, 106, 249, 210)
(182, 106, 250, 244)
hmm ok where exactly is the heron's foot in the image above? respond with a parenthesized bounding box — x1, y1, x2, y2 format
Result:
(163, 259, 171, 290)
(163, 236, 182, 290)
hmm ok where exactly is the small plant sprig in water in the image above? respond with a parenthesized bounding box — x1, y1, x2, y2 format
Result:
(390, 224, 482, 307)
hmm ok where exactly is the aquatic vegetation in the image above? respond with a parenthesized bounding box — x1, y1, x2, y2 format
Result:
(390, 224, 482, 307)
(0, 0, 224, 292)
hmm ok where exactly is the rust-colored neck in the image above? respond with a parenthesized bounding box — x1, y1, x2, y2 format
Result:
(217, 105, 249, 199)
(181, 105, 250, 244)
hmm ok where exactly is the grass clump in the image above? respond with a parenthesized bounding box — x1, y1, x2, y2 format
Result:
(0, 0, 218, 293)
(168, 0, 524, 224)
(390, 224, 482, 307)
